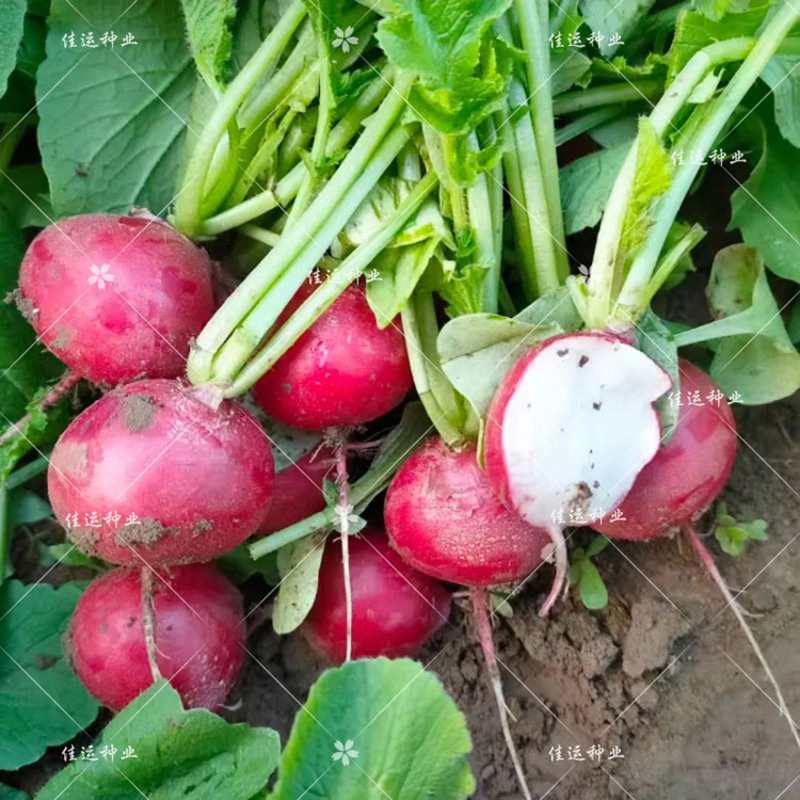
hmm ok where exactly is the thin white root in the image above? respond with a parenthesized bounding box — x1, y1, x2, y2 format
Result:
(140, 568, 162, 683)
(685, 525, 800, 754)
(471, 587, 533, 800)
(333, 429, 353, 662)
(539, 524, 568, 618)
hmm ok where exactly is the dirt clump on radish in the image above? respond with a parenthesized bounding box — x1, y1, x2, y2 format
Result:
(123, 394, 157, 432)
(302, 527, 451, 664)
(68, 563, 245, 711)
(252, 282, 413, 430)
(48, 379, 275, 566)
(18, 214, 215, 384)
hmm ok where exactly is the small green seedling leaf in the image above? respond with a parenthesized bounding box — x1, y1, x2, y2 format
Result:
(36, 682, 280, 800)
(637, 309, 681, 443)
(47, 543, 107, 572)
(569, 536, 610, 611)
(714, 502, 768, 557)
(0, 580, 99, 770)
(269, 658, 475, 800)
(273, 530, 327, 634)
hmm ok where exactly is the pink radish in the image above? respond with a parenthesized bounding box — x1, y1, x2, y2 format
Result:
(302, 527, 450, 663)
(384, 437, 550, 586)
(594, 360, 737, 540)
(252, 282, 413, 430)
(18, 214, 214, 384)
(485, 331, 671, 615)
(597, 361, 800, 752)
(68, 563, 245, 711)
(384, 437, 550, 800)
(48, 379, 274, 567)
(258, 444, 335, 535)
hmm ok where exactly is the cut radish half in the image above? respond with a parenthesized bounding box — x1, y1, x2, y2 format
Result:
(485, 333, 672, 528)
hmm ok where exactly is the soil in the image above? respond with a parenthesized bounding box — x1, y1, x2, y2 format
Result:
(229, 394, 800, 800)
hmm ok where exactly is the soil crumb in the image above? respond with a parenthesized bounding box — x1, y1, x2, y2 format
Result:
(124, 394, 156, 432)
(116, 517, 177, 546)
(11, 289, 37, 323)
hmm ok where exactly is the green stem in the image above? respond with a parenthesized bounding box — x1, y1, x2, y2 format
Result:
(514, 0, 568, 282)
(617, 4, 800, 317)
(641, 223, 706, 307)
(241, 224, 282, 247)
(0, 488, 7, 585)
(585, 35, 762, 328)
(198, 69, 393, 237)
(173, 0, 306, 236)
(5, 455, 49, 490)
(401, 293, 465, 446)
(223, 169, 438, 393)
(554, 107, 619, 147)
(552, 80, 663, 116)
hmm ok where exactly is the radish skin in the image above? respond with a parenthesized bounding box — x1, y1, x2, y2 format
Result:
(49, 379, 275, 566)
(302, 528, 450, 664)
(253, 282, 413, 430)
(18, 215, 214, 384)
(68, 563, 245, 711)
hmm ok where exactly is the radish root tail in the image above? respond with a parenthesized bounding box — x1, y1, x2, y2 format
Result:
(333, 429, 353, 662)
(539, 524, 568, 618)
(685, 524, 800, 753)
(140, 568, 162, 683)
(471, 587, 533, 800)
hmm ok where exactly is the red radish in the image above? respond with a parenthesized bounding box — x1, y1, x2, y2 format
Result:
(594, 360, 737, 540)
(596, 361, 800, 753)
(18, 214, 214, 384)
(485, 331, 671, 615)
(48, 379, 274, 566)
(68, 563, 245, 711)
(302, 527, 450, 663)
(259, 445, 334, 535)
(384, 437, 550, 586)
(252, 282, 413, 430)
(384, 437, 544, 800)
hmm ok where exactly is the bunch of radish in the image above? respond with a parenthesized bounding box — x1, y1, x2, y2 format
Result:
(10, 0, 800, 796)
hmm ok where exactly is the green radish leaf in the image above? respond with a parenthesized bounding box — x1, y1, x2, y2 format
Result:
(260, 416, 323, 474)
(0, 785, 29, 800)
(0, 0, 26, 99)
(438, 287, 582, 418)
(377, 0, 513, 135)
(0, 207, 64, 480)
(693, 0, 750, 22)
(216, 543, 279, 584)
(7, 488, 50, 528)
(674, 244, 800, 404)
(0, 164, 53, 228)
(578, 0, 655, 56)
(181, 0, 237, 92)
(437, 261, 487, 318)
(36, 681, 281, 800)
(269, 658, 474, 800)
(667, 1, 771, 80)
(273, 530, 327, 634)
(636, 309, 680, 442)
(550, 50, 592, 96)
(589, 54, 667, 82)
(559, 144, 628, 234)
(730, 114, 800, 283)
(37, 0, 196, 217)
(0, 580, 99, 771)
(762, 55, 800, 147)
(47, 543, 108, 572)
(579, 561, 608, 610)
